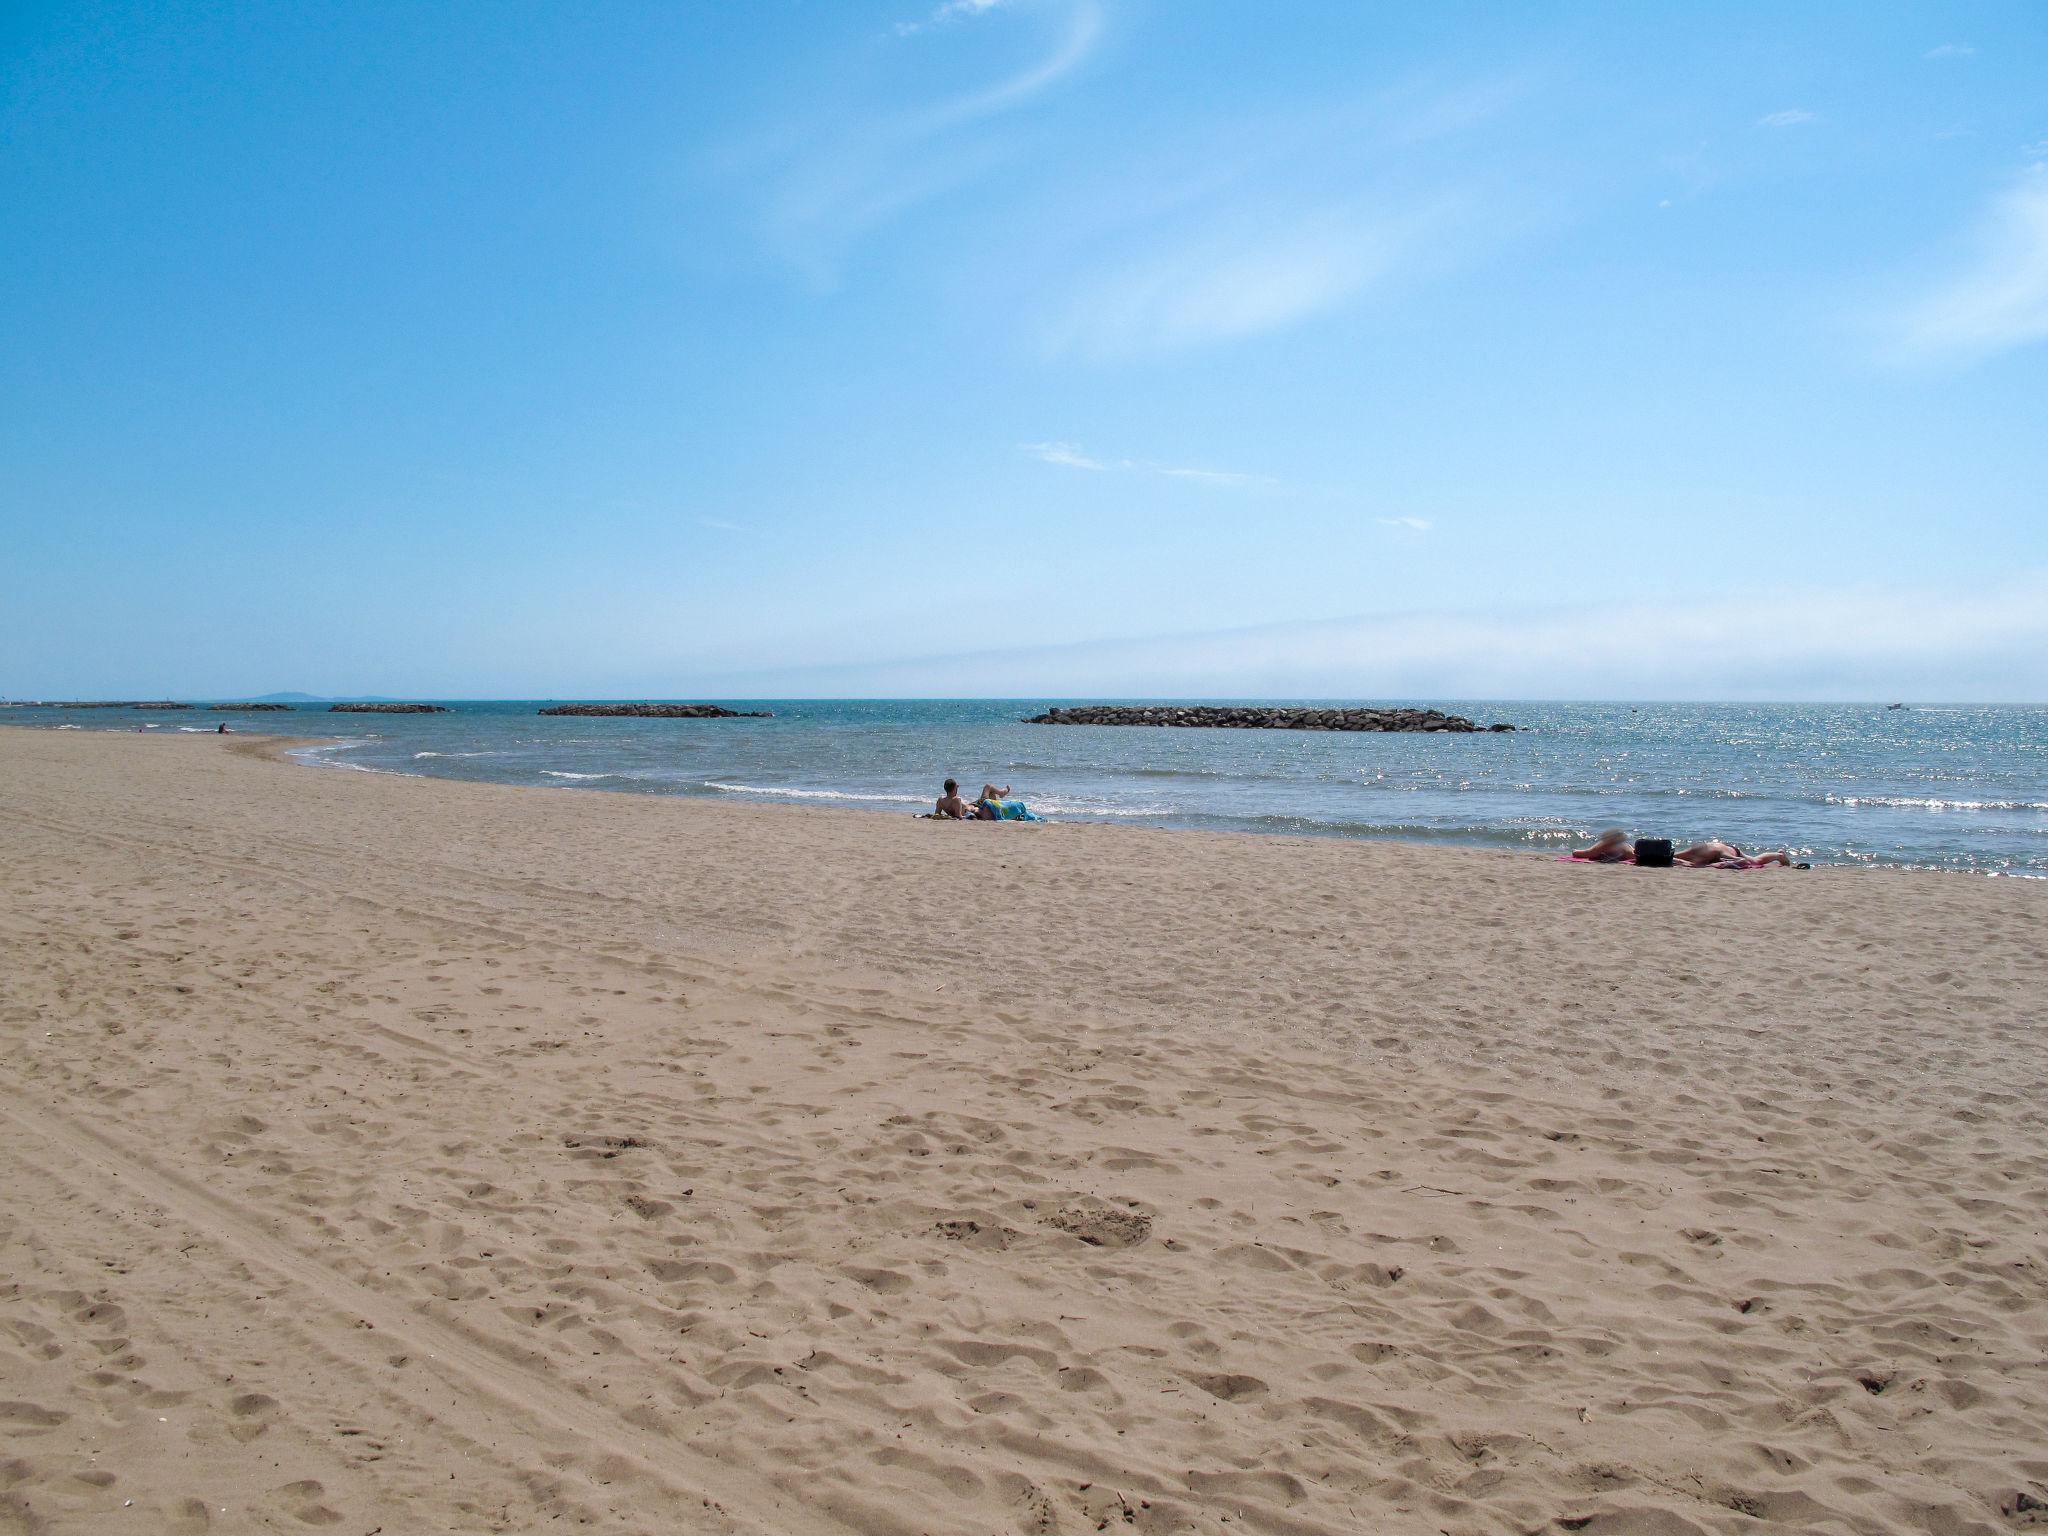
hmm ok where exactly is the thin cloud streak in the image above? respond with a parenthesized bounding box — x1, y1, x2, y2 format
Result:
(1045, 196, 1461, 360)
(896, 0, 1012, 36)
(1021, 441, 1276, 487)
(1021, 440, 1109, 470)
(1925, 43, 1975, 59)
(1758, 109, 1818, 128)
(1894, 165, 2048, 361)
(1377, 516, 1432, 532)
(737, 1, 1101, 280)
(1031, 74, 1529, 360)
(939, 1, 1100, 120)
(703, 574, 2048, 701)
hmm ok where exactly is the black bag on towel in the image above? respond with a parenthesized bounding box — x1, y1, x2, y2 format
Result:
(1634, 837, 1674, 868)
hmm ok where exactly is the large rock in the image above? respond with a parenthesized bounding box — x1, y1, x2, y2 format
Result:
(1023, 705, 1510, 733)
(536, 703, 772, 718)
(329, 702, 450, 714)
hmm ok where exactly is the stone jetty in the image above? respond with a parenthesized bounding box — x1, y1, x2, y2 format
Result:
(44, 701, 194, 710)
(1024, 705, 1514, 733)
(536, 703, 772, 719)
(329, 703, 450, 714)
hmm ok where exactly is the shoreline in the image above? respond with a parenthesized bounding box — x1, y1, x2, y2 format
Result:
(251, 726, 2048, 878)
(3, 726, 2044, 1533)
(5, 710, 2041, 875)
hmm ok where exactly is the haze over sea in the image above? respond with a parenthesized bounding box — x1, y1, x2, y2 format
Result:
(12, 700, 2044, 876)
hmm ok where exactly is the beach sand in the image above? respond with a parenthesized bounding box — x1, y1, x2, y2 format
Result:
(1, 728, 2044, 1536)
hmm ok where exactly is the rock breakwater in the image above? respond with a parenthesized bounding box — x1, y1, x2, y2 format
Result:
(1024, 705, 1513, 732)
(329, 703, 450, 714)
(536, 703, 772, 718)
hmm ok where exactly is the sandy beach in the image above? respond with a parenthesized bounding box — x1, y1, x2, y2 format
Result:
(2, 727, 2044, 1536)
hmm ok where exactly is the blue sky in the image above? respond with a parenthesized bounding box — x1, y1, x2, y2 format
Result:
(3, 0, 2045, 699)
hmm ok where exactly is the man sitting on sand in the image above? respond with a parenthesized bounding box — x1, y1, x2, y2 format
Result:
(934, 779, 974, 819)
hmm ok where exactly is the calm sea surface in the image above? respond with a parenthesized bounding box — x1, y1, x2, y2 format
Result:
(9, 700, 2045, 875)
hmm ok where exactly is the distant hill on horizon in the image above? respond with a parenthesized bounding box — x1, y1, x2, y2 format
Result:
(248, 692, 401, 704)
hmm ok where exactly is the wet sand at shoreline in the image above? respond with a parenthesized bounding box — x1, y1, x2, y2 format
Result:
(2, 727, 2044, 1535)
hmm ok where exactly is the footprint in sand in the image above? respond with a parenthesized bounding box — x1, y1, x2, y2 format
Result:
(275, 1478, 342, 1526)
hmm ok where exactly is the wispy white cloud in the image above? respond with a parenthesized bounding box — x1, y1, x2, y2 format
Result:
(1046, 202, 1439, 359)
(708, 573, 2048, 701)
(1758, 109, 1818, 128)
(1894, 165, 2048, 361)
(730, 1, 1101, 281)
(1925, 43, 1975, 59)
(1031, 73, 1532, 361)
(1021, 440, 1110, 471)
(698, 516, 745, 532)
(897, 0, 1012, 37)
(1021, 441, 1275, 487)
(942, 3, 1100, 118)
(1377, 516, 1432, 532)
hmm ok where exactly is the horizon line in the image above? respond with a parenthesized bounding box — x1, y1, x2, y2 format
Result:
(7, 695, 2043, 708)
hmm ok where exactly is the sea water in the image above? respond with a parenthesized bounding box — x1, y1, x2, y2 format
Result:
(8, 700, 2044, 875)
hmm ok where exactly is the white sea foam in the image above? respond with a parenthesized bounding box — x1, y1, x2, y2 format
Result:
(415, 750, 495, 759)
(1030, 801, 1173, 817)
(541, 770, 623, 781)
(1825, 793, 2046, 812)
(703, 781, 926, 805)
(287, 739, 385, 772)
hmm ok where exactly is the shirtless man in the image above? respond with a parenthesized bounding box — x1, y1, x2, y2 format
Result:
(934, 779, 974, 819)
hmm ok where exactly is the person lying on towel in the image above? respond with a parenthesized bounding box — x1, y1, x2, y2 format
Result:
(974, 784, 1040, 821)
(1674, 840, 1806, 869)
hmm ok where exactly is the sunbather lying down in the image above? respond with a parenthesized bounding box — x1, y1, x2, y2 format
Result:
(1564, 831, 1809, 868)
(972, 784, 1040, 820)
(1570, 829, 1634, 862)
(1674, 840, 1809, 869)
